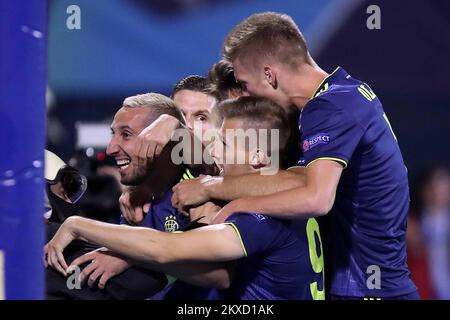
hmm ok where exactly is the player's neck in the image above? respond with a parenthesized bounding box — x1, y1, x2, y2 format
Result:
(289, 64, 328, 111)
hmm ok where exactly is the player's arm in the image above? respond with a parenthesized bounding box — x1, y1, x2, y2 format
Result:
(133, 113, 185, 167)
(172, 167, 306, 212)
(214, 159, 343, 222)
(210, 167, 306, 199)
(151, 261, 236, 289)
(45, 216, 245, 282)
(213, 98, 365, 222)
(69, 247, 235, 289)
(133, 113, 203, 167)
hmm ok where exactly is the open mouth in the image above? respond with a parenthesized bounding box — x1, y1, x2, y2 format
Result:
(116, 159, 131, 171)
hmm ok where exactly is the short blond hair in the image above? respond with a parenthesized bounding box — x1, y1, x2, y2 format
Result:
(223, 12, 311, 67)
(123, 92, 185, 124)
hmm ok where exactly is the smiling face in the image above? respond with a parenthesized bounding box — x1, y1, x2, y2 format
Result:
(233, 58, 292, 109)
(106, 107, 155, 185)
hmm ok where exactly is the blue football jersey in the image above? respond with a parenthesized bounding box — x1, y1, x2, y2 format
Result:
(120, 168, 196, 231)
(223, 213, 325, 300)
(298, 67, 417, 297)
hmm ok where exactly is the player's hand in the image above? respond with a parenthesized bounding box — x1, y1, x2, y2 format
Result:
(44, 217, 79, 276)
(133, 114, 180, 168)
(119, 186, 151, 225)
(172, 175, 222, 215)
(189, 201, 222, 225)
(69, 248, 131, 289)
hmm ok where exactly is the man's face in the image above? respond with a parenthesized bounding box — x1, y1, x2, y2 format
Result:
(233, 58, 291, 109)
(173, 89, 217, 143)
(210, 118, 254, 177)
(106, 107, 153, 185)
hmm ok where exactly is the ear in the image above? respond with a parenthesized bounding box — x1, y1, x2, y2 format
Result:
(263, 66, 278, 89)
(250, 148, 269, 169)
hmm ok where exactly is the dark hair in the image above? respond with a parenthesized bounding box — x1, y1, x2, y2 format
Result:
(207, 60, 243, 101)
(123, 92, 185, 125)
(216, 96, 291, 155)
(171, 75, 210, 98)
(223, 12, 311, 67)
(59, 166, 86, 202)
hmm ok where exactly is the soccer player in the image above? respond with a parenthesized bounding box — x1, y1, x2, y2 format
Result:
(130, 75, 220, 184)
(172, 75, 219, 138)
(140, 65, 302, 212)
(206, 59, 301, 168)
(172, 12, 417, 299)
(45, 96, 325, 300)
(119, 75, 220, 225)
(46, 93, 231, 299)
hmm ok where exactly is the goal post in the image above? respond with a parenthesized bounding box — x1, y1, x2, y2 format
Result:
(0, 0, 47, 299)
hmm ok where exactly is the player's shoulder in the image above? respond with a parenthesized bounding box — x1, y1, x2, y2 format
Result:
(228, 212, 297, 233)
(225, 212, 292, 244)
(225, 212, 291, 231)
(303, 68, 381, 128)
(226, 212, 272, 224)
(307, 67, 377, 112)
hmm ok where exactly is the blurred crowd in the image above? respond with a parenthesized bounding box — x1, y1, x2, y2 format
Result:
(407, 166, 450, 300)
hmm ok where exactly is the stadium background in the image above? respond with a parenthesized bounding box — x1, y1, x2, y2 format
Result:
(0, 0, 448, 299)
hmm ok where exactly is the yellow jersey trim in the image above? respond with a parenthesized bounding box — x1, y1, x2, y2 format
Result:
(180, 168, 195, 182)
(306, 157, 347, 169)
(186, 169, 195, 179)
(287, 165, 306, 170)
(310, 66, 341, 100)
(224, 222, 248, 257)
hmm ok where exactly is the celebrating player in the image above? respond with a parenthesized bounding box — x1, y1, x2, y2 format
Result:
(45, 96, 325, 300)
(192, 12, 416, 300)
(46, 92, 231, 299)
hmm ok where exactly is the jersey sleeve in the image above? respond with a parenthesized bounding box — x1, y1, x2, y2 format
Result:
(300, 97, 364, 168)
(224, 213, 285, 257)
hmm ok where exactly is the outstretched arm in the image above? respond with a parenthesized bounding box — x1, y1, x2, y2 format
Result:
(209, 167, 306, 200)
(152, 261, 236, 289)
(69, 247, 235, 289)
(172, 167, 306, 213)
(45, 216, 244, 282)
(213, 160, 343, 223)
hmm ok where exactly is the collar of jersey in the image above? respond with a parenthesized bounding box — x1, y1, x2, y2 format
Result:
(309, 66, 342, 100)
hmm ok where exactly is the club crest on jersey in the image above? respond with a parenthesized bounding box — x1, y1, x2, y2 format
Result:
(165, 215, 179, 232)
(303, 133, 330, 152)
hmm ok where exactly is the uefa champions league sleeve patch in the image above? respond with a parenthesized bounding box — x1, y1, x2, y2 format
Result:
(302, 133, 331, 152)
